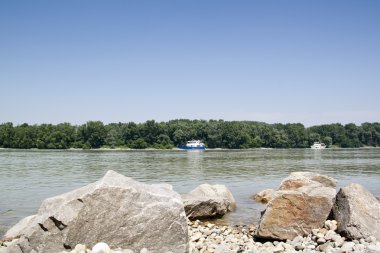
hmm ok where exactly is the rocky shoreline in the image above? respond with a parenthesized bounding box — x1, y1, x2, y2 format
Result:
(2, 219, 379, 253)
(187, 220, 380, 253)
(1, 171, 380, 253)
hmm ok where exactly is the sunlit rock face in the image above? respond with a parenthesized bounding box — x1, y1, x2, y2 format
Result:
(255, 172, 337, 240)
(182, 183, 236, 220)
(333, 183, 380, 241)
(3, 170, 188, 253)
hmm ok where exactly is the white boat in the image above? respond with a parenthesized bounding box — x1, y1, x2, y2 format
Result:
(178, 140, 206, 150)
(311, 142, 326, 149)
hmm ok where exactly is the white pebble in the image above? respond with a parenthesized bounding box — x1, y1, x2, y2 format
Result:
(92, 242, 111, 253)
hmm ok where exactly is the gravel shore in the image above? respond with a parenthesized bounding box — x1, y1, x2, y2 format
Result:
(2, 219, 379, 253)
(188, 220, 380, 253)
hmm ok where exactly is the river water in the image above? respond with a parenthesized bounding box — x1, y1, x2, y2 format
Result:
(1, 148, 380, 237)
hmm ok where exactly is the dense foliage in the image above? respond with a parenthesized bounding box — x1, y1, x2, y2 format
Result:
(0, 120, 379, 149)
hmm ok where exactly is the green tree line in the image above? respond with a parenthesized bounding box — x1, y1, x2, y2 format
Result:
(0, 120, 379, 149)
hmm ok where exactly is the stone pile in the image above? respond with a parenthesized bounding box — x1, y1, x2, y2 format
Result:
(187, 219, 380, 253)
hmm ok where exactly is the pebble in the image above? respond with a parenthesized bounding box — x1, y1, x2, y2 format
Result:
(92, 243, 111, 253)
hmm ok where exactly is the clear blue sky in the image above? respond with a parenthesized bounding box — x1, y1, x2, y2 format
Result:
(1, 1, 379, 126)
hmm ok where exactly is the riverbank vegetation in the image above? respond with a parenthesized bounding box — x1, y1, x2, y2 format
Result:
(0, 120, 379, 149)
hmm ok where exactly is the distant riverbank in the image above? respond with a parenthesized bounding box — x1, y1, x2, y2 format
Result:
(1, 144, 380, 151)
(1, 120, 379, 150)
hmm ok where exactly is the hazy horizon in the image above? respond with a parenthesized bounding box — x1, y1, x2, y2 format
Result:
(1, 118, 379, 129)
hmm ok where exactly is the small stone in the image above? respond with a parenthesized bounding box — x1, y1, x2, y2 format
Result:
(353, 244, 366, 252)
(317, 237, 326, 244)
(75, 244, 87, 253)
(319, 228, 328, 235)
(195, 242, 203, 249)
(207, 223, 215, 229)
(324, 220, 338, 231)
(324, 230, 336, 241)
(341, 241, 355, 252)
(206, 247, 215, 253)
(318, 242, 332, 252)
(291, 235, 303, 245)
(92, 242, 111, 253)
(191, 233, 202, 242)
(140, 248, 148, 253)
(367, 244, 380, 253)
(366, 236, 377, 243)
(272, 245, 284, 253)
(334, 237, 345, 248)
(324, 245, 334, 252)
(316, 232, 324, 239)
(263, 242, 274, 247)
(214, 244, 227, 253)
(311, 229, 319, 236)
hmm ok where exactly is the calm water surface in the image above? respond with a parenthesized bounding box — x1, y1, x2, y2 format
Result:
(1, 148, 380, 237)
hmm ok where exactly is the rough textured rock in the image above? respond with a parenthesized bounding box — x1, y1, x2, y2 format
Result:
(3, 170, 188, 253)
(252, 189, 275, 204)
(333, 183, 380, 240)
(182, 184, 236, 220)
(255, 172, 337, 240)
(278, 171, 337, 191)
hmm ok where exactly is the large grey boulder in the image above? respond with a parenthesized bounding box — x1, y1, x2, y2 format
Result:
(255, 172, 337, 240)
(182, 184, 236, 220)
(3, 170, 188, 253)
(333, 183, 380, 240)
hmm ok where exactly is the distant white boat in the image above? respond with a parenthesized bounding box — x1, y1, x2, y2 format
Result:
(178, 140, 206, 150)
(311, 142, 326, 149)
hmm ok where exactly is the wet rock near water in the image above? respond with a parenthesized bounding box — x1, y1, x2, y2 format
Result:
(182, 184, 236, 220)
(2, 170, 188, 253)
(255, 172, 337, 241)
(251, 189, 275, 204)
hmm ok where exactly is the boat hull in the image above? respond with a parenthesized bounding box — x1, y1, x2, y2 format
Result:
(178, 146, 206, 150)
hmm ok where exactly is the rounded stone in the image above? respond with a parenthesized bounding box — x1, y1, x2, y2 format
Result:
(317, 237, 326, 244)
(92, 242, 111, 253)
(75, 244, 87, 253)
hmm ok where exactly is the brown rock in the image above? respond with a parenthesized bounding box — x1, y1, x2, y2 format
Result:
(255, 172, 336, 240)
(252, 189, 275, 204)
(279, 171, 337, 191)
